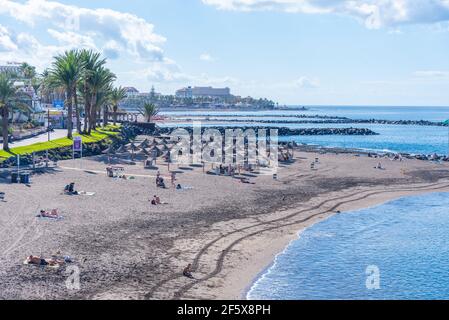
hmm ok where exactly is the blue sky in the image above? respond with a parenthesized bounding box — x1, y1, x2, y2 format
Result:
(1, 0, 449, 106)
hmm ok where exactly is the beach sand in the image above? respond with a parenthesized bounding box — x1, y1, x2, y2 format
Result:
(1, 149, 449, 300)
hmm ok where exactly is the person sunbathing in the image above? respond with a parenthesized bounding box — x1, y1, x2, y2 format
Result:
(38, 209, 60, 219)
(240, 178, 255, 184)
(27, 255, 65, 267)
(27, 255, 48, 266)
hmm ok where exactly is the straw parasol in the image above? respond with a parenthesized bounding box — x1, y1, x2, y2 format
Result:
(115, 145, 126, 153)
(139, 139, 150, 148)
(102, 146, 115, 154)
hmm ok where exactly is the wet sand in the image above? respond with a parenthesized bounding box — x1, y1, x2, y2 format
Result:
(1, 149, 449, 300)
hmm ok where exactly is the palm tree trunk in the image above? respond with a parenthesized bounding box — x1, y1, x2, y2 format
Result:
(74, 91, 81, 133)
(103, 105, 109, 127)
(88, 94, 95, 135)
(2, 106, 9, 151)
(66, 89, 73, 139)
(83, 86, 89, 134)
(83, 106, 89, 134)
(113, 105, 117, 126)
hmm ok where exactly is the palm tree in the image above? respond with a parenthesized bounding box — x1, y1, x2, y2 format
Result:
(86, 66, 116, 133)
(110, 86, 127, 125)
(20, 62, 36, 86)
(78, 49, 107, 134)
(48, 50, 82, 139)
(138, 102, 159, 123)
(0, 72, 28, 151)
(96, 86, 113, 127)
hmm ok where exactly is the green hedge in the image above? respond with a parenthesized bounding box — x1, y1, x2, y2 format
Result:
(0, 125, 121, 161)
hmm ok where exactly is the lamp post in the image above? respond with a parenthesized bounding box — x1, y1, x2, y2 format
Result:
(47, 108, 50, 142)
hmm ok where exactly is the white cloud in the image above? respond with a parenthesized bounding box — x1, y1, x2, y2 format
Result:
(413, 70, 449, 78)
(202, 0, 449, 29)
(0, 24, 18, 51)
(47, 29, 97, 49)
(295, 76, 320, 88)
(200, 53, 216, 62)
(0, 0, 166, 61)
(0, 24, 68, 68)
(139, 60, 239, 87)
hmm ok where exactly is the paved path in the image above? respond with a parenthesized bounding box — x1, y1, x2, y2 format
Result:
(0, 129, 67, 150)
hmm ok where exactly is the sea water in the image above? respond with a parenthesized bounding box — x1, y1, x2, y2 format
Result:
(246, 192, 449, 300)
(161, 106, 449, 155)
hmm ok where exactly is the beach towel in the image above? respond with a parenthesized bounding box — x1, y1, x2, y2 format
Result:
(78, 191, 96, 196)
(175, 185, 194, 191)
(36, 213, 64, 221)
(23, 259, 61, 269)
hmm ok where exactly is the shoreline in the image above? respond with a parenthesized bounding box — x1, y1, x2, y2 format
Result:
(2, 144, 449, 300)
(232, 187, 449, 300)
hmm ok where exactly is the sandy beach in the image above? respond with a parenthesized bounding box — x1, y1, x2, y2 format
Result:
(1, 147, 449, 300)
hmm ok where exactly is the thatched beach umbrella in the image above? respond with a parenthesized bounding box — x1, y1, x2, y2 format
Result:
(102, 146, 115, 164)
(125, 142, 138, 151)
(139, 139, 150, 148)
(148, 146, 161, 157)
(135, 149, 150, 157)
(125, 143, 140, 160)
(102, 146, 115, 154)
(115, 145, 126, 153)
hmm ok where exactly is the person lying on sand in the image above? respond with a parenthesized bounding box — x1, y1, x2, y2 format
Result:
(240, 178, 255, 184)
(37, 209, 60, 219)
(26, 255, 66, 267)
(183, 263, 194, 279)
(27, 255, 48, 266)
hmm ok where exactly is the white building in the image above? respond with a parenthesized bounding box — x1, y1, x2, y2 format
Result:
(176, 86, 231, 98)
(0, 64, 23, 76)
(124, 87, 140, 97)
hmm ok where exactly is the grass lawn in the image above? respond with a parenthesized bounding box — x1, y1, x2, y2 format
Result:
(0, 125, 121, 161)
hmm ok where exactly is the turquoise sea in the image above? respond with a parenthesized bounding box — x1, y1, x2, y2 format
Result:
(247, 192, 449, 300)
(161, 106, 449, 155)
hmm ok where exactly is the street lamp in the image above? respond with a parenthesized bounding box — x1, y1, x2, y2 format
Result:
(47, 108, 50, 142)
